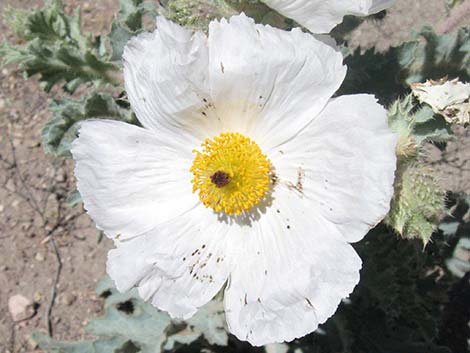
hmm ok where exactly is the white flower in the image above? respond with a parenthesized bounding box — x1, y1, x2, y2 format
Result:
(72, 14, 397, 346)
(261, 0, 395, 33)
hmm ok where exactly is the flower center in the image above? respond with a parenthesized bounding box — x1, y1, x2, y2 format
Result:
(190, 132, 271, 216)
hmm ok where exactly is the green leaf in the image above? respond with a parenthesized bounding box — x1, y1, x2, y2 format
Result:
(3, 6, 30, 39)
(107, 22, 136, 62)
(107, 0, 157, 61)
(387, 95, 454, 165)
(441, 193, 470, 279)
(413, 115, 454, 144)
(32, 333, 132, 353)
(65, 189, 82, 207)
(413, 105, 436, 123)
(409, 27, 470, 83)
(118, 0, 146, 31)
(42, 92, 136, 158)
(186, 300, 228, 346)
(446, 238, 470, 278)
(387, 94, 416, 137)
(164, 299, 228, 350)
(86, 299, 170, 353)
(36, 277, 230, 353)
(1, 0, 119, 92)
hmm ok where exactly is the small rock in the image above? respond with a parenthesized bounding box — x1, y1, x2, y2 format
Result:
(1, 265, 9, 271)
(5, 179, 16, 192)
(62, 293, 77, 306)
(27, 140, 40, 148)
(83, 2, 91, 12)
(8, 295, 36, 321)
(33, 214, 43, 228)
(55, 171, 66, 183)
(35, 253, 45, 262)
(0, 204, 4, 212)
(11, 200, 20, 208)
(0, 99, 5, 110)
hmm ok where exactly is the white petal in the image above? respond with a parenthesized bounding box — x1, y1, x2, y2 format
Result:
(208, 14, 346, 149)
(107, 205, 231, 319)
(271, 94, 397, 242)
(224, 185, 361, 346)
(71, 119, 197, 239)
(123, 17, 220, 144)
(262, 0, 395, 33)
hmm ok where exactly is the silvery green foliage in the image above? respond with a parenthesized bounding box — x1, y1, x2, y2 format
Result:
(107, 0, 157, 61)
(384, 95, 450, 244)
(42, 92, 137, 157)
(438, 193, 470, 353)
(447, 234, 470, 277)
(0, 0, 118, 92)
(65, 189, 83, 207)
(0, 0, 157, 91)
(33, 277, 228, 353)
(441, 194, 470, 278)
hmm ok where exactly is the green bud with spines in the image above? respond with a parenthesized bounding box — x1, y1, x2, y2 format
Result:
(386, 95, 450, 245)
(386, 164, 446, 246)
(387, 94, 419, 163)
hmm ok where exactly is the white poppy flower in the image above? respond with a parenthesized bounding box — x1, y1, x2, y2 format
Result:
(262, 0, 395, 33)
(72, 14, 397, 346)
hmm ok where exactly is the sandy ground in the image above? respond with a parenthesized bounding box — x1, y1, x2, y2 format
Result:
(0, 0, 469, 352)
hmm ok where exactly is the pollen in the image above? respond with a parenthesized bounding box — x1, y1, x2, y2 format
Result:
(190, 132, 271, 216)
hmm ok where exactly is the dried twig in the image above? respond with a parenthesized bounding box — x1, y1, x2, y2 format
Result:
(46, 237, 62, 337)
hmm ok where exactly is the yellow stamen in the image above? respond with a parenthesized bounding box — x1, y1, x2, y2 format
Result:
(190, 132, 271, 216)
